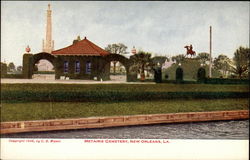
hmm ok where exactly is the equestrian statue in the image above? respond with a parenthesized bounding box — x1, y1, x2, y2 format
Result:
(184, 44, 196, 57)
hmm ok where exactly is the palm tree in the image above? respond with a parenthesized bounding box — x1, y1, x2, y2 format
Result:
(130, 51, 153, 80)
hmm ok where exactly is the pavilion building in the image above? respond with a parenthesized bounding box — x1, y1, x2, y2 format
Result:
(51, 36, 111, 80)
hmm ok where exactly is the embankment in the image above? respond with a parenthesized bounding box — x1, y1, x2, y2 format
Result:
(1, 110, 248, 134)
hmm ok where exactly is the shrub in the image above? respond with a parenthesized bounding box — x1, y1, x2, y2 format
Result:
(1, 84, 248, 102)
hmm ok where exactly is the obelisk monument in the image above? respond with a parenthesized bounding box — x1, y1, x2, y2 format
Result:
(42, 4, 54, 53)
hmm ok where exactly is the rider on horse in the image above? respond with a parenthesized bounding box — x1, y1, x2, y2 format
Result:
(184, 44, 196, 57)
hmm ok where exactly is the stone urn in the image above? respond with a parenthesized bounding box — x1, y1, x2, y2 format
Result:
(26, 45, 31, 53)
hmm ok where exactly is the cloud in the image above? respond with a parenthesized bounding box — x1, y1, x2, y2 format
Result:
(1, 1, 249, 66)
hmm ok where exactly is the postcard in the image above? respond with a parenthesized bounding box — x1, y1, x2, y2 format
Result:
(1, 1, 249, 160)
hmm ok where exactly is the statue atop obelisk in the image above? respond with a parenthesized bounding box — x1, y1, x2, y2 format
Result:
(42, 4, 54, 53)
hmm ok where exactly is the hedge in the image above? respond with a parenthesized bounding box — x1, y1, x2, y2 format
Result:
(1, 74, 24, 79)
(2, 83, 248, 102)
(205, 78, 250, 84)
(2, 89, 249, 103)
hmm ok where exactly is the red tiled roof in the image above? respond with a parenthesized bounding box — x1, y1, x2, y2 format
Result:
(52, 37, 110, 56)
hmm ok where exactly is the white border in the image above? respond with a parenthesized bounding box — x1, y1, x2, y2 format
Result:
(1, 138, 249, 160)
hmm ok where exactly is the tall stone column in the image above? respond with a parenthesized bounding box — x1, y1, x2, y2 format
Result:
(43, 4, 53, 53)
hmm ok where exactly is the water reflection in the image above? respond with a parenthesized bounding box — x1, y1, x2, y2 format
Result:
(2, 120, 249, 139)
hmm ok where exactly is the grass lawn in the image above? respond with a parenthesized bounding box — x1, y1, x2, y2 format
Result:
(1, 83, 249, 122)
(1, 98, 248, 122)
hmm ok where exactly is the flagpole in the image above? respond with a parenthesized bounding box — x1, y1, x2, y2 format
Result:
(209, 26, 212, 78)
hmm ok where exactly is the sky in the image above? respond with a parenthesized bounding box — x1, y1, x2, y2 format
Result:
(1, 1, 249, 66)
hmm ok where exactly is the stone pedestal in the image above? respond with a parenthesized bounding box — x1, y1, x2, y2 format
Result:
(197, 67, 206, 83)
(154, 66, 162, 83)
(176, 67, 183, 83)
(22, 53, 34, 79)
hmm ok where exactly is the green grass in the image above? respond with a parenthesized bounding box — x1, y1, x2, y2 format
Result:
(1, 99, 248, 122)
(1, 83, 249, 122)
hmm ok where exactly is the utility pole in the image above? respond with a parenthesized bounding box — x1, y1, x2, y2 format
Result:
(209, 26, 212, 78)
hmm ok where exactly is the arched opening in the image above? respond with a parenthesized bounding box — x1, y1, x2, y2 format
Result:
(110, 61, 127, 82)
(31, 52, 56, 79)
(33, 59, 55, 80)
(103, 54, 132, 82)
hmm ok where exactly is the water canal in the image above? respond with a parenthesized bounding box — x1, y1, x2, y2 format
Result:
(2, 120, 249, 139)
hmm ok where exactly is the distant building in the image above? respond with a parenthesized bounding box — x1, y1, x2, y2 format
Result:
(162, 59, 174, 69)
(123, 46, 137, 59)
(37, 60, 54, 71)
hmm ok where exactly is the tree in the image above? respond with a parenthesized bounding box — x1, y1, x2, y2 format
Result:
(196, 52, 210, 64)
(213, 54, 232, 77)
(152, 56, 169, 66)
(231, 46, 250, 78)
(130, 50, 153, 80)
(105, 43, 128, 74)
(171, 54, 185, 64)
(7, 62, 15, 72)
(17, 66, 23, 72)
(1, 62, 7, 76)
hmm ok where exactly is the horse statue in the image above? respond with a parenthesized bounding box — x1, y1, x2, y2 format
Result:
(184, 44, 196, 57)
